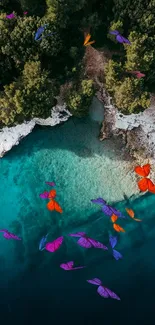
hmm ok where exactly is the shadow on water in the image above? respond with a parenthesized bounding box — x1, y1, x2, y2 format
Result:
(1, 212, 155, 324)
(0, 193, 155, 324)
(2, 116, 130, 163)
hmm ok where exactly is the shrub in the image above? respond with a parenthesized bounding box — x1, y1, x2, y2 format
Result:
(65, 79, 94, 117)
(0, 60, 58, 126)
(114, 77, 150, 114)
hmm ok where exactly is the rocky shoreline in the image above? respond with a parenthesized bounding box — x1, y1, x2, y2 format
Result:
(0, 104, 72, 158)
(0, 84, 155, 164)
(97, 88, 155, 161)
(1, 43, 155, 161)
(84, 46, 155, 162)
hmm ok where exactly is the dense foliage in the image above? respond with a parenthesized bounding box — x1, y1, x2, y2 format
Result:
(65, 79, 95, 117)
(0, 0, 155, 125)
(0, 61, 58, 125)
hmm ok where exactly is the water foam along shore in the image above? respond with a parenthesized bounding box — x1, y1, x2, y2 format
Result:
(0, 104, 72, 158)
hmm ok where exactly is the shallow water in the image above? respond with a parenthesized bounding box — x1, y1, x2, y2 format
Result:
(0, 116, 155, 324)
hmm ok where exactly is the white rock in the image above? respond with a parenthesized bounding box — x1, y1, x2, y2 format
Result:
(0, 104, 72, 157)
(34, 104, 72, 126)
(115, 103, 155, 157)
(98, 89, 155, 158)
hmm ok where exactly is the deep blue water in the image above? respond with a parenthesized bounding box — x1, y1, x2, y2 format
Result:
(0, 117, 155, 324)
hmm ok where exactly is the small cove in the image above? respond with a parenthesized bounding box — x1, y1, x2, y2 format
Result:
(0, 115, 155, 324)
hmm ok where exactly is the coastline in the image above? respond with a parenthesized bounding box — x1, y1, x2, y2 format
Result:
(1, 45, 155, 162)
(0, 104, 72, 158)
(97, 89, 155, 161)
(0, 92, 145, 203)
(1, 89, 155, 198)
(1, 89, 155, 161)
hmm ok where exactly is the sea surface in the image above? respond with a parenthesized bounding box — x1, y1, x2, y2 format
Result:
(0, 115, 155, 324)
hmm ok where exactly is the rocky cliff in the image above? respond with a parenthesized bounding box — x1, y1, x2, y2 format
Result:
(97, 89, 155, 160)
(0, 104, 72, 157)
(1, 86, 155, 161)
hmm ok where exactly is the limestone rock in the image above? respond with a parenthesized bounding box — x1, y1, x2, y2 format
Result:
(0, 104, 71, 157)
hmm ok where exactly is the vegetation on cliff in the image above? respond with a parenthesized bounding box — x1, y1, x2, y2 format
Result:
(0, 0, 154, 126)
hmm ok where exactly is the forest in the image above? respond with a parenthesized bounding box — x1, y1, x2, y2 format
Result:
(0, 0, 155, 126)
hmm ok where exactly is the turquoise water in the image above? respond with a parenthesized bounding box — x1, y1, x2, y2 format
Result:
(0, 116, 155, 324)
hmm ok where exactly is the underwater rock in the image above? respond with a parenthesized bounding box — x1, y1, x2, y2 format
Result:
(125, 126, 152, 159)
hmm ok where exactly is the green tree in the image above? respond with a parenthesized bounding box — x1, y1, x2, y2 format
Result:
(108, 20, 124, 43)
(0, 53, 15, 85)
(114, 78, 150, 114)
(1, 16, 63, 71)
(1, 16, 40, 68)
(105, 59, 122, 93)
(0, 60, 58, 126)
(46, 0, 87, 27)
(81, 12, 102, 31)
(0, 14, 17, 85)
(125, 31, 154, 72)
(0, 13, 15, 48)
(65, 79, 94, 117)
(113, 0, 155, 34)
(105, 59, 150, 114)
(0, 0, 21, 14)
(19, 0, 46, 16)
